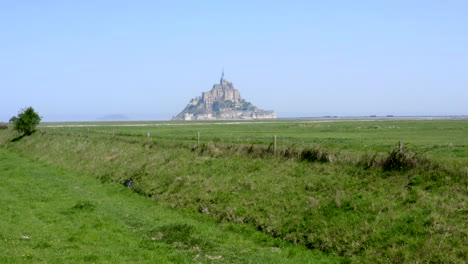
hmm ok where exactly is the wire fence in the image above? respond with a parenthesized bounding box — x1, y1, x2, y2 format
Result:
(39, 126, 282, 150)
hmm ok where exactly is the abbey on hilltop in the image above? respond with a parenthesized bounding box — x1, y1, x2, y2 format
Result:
(172, 71, 277, 121)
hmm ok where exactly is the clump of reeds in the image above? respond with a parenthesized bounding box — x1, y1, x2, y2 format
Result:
(381, 142, 430, 171)
(358, 142, 432, 171)
(198, 142, 222, 155)
(299, 147, 331, 163)
(357, 153, 380, 169)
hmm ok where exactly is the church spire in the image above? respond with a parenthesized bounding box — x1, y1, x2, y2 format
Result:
(220, 68, 225, 85)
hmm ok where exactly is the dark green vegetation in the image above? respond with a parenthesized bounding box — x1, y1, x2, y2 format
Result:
(12, 107, 41, 135)
(1, 119, 467, 263)
(0, 148, 334, 263)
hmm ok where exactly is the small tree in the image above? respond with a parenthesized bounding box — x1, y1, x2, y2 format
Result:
(13, 107, 41, 135)
(9, 116, 18, 123)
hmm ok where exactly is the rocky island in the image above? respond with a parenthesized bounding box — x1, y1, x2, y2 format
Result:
(172, 71, 277, 120)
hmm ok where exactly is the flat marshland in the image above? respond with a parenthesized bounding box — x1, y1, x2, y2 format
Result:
(1, 119, 467, 263)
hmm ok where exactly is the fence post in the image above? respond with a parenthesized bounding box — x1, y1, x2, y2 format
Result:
(147, 131, 150, 142)
(197, 131, 200, 149)
(399, 141, 403, 151)
(274, 135, 277, 155)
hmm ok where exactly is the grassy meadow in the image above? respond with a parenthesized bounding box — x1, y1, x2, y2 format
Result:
(1, 118, 467, 263)
(0, 148, 335, 263)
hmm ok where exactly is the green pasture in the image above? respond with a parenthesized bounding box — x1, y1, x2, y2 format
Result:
(41, 119, 468, 159)
(0, 148, 334, 263)
(2, 119, 467, 263)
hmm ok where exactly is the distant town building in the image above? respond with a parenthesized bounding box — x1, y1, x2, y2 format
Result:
(172, 71, 277, 120)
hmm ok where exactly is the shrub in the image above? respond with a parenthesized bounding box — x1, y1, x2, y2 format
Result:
(13, 107, 41, 135)
(0, 123, 7, 130)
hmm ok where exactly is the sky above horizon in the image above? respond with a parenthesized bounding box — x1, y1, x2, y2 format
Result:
(1, 1, 467, 121)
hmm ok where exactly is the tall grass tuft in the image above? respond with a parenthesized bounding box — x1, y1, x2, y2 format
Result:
(381, 143, 430, 171)
(357, 142, 434, 171)
(356, 152, 379, 169)
(300, 147, 331, 163)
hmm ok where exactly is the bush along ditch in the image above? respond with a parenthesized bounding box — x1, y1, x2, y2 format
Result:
(195, 140, 445, 173)
(356, 142, 434, 171)
(197, 141, 335, 163)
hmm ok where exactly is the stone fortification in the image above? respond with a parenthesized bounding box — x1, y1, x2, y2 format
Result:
(172, 72, 277, 121)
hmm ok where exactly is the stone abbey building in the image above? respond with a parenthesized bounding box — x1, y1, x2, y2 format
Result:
(172, 71, 277, 120)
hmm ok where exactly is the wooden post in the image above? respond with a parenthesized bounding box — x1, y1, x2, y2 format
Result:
(399, 141, 403, 151)
(197, 131, 200, 149)
(147, 131, 150, 142)
(274, 135, 277, 155)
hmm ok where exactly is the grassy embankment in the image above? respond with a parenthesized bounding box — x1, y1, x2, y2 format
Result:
(0, 148, 335, 263)
(2, 119, 467, 263)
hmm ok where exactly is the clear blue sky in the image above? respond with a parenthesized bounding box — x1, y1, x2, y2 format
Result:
(1, 0, 467, 121)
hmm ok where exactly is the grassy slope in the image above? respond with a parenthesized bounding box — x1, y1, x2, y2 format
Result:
(0, 148, 336, 263)
(3, 119, 467, 263)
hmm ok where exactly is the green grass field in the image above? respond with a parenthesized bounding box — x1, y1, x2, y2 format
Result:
(0, 148, 335, 263)
(1, 119, 467, 263)
(40, 119, 468, 159)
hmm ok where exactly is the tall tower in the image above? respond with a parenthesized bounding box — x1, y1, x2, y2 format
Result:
(220, 68, 224, 85)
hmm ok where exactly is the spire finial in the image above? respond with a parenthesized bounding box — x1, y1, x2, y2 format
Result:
(220, 68, 224, 85)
